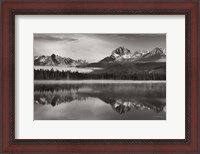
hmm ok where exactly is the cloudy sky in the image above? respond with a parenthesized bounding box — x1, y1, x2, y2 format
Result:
(34, 33, 166, 62)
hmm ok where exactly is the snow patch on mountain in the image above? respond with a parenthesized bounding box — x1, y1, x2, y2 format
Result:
(34, 54, 88, 66)
(99, 46, 166, 63)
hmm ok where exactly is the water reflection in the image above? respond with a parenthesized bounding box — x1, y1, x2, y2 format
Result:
(34, 82, 166, 120)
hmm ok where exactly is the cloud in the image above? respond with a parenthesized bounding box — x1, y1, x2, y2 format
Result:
(34, 34, 78, 42)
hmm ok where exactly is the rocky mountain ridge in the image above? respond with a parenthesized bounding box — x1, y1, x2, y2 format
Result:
(99, 46, 166, 63)
(34, 54, 87, 66)
(34, 47, 166, 66)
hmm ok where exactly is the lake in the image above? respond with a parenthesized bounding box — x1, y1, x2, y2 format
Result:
(34, 80, 166, 120)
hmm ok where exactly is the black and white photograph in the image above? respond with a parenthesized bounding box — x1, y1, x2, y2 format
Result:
(34, 33, 166, 120)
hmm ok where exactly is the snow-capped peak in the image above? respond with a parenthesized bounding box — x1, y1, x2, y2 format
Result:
(34, 54, 88, 66)
(110, 46, 132, 59)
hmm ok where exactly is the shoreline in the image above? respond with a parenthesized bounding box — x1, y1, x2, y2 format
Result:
(34, 80, 166, 84)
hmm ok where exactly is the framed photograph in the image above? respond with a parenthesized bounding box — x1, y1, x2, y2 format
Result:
(1, 0, 199, 153)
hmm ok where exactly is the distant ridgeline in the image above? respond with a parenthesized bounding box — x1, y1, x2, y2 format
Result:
(34, 47, 166, 80)
(34, 69, 166, 80)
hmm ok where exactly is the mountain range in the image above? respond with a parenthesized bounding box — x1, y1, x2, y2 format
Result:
(34, 54, 87, 66)
(99, 46, 165, 63)
(34, 47, 166, 66)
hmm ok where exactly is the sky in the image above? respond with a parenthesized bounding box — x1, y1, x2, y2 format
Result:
(34, 33, 166, 63)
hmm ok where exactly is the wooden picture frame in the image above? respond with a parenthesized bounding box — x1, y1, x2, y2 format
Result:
(1, 0, 199, 153)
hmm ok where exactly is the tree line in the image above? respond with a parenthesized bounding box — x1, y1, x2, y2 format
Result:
(34, 69, 166, 80)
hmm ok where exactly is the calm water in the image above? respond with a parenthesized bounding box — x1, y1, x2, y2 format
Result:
(34, 80, 166, 120)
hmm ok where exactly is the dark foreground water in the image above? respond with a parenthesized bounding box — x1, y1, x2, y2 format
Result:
(34, 80, 166, 120)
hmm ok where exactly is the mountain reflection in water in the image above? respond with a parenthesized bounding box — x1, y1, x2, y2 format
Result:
(34, 82, 166, 120)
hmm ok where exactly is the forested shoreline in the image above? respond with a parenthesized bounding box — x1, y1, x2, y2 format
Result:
(34, 69, 166, 80)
